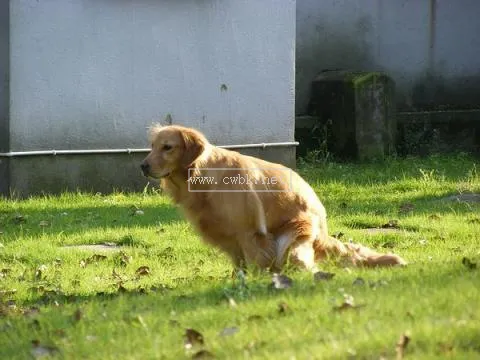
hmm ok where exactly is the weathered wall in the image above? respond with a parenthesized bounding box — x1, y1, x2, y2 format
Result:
(296, 0, 480, 114)
(9, 0, 295, 151)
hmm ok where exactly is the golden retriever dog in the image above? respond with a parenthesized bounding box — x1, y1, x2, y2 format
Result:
(140, 124, 406, 273)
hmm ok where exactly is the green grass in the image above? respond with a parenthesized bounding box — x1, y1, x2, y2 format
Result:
(1, 154, 479, 360)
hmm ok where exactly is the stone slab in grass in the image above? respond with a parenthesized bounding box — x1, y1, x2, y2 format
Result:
(61, 244, 123, 252)
(361, 228, 403, 235)
(441, 193, 480, 203)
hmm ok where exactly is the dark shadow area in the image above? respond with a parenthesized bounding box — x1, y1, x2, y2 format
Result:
(0, 203, 183, 241)
(6, 255, 477, 316)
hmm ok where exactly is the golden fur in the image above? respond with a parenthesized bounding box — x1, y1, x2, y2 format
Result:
(140, 124, 406, 272)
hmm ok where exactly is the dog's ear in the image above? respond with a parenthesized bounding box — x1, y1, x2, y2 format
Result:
(180, 128, 207, 169)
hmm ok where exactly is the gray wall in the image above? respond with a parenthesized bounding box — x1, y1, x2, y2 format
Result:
(296, 0, 480, 114)
(0, 1, 9, 153)
(2, 0, 297, 197)
(9, 0, 295, 152)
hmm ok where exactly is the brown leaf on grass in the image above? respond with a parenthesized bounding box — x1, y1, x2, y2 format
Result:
(247, 315, 263, 322)
(23, 307, 40, 317)
(399, 203, 414, 214)
(80, 254, 108, 268)
(184, 328, 204, 349)
(1, 268, 11, 278)
(381, 219, 399, 229)
(12, 214, 26, 224)
(135, 266, 151, 276)
(192, 350, 215, 359)
(314, 271, 335, 282)
(73, 309, 83, 322)
(31, 340, 59, 359)
(437, 342, 454, 354)
(116, 251, 132, 266)
(38, 220, 50, 228)
(332, 232, 344, 239)
(395, 333, 411, 359)
(382, 241, 396, 249)
(169, 319, 180, 327)
(35, 265, 48, 281)
(333, 294, 366, 312)
(89, 254, 107, 262)
(352, 277, 365, 286)
(270, 273, 293, 290)
(462, 257, 477, 270)
(0, 289, 17, 296)
(278, 302, 290, 315)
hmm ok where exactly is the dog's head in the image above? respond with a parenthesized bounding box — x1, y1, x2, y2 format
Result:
(140, 124, 208, 179)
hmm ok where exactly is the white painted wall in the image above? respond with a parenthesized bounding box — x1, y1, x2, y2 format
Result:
(9, 0, 296, 151)
(296, 0, 480, 114)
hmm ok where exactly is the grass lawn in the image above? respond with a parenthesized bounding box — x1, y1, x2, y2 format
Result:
(0, 154, 479, 360)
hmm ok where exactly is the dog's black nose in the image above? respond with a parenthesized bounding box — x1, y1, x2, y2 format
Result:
(140, 162, 150, 175)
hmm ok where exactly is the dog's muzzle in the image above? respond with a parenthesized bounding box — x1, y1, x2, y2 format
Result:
(140, 162, 150, 177)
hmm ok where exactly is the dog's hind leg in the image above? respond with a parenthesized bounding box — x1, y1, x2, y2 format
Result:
(273, 213, 321, 273)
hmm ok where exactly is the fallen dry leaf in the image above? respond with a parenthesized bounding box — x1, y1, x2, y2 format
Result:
(462, 257, 477, 270)
(332, 232, 344, 239)
(116, 251, 132, 266)
(35, 265, 48, 280)
(399, 203, 414, 214)
(277, 302, 290, 315)
(270, 273, 293, 289)
(73, 309, 83, 322)
(0, 268, 11, 279)
(135, 266, 151, 276)
(381, 219, 399, 229)
(395, 332, 411, 359)
(169, 319, 180, 327)
(352, 277, 365, 286)
(437, 342, 454, 354)
(247, 315, 263, 322)
(0, 289, 17, 296)
(80, 254, 108, 268)
(12, 214, 26, 224)
(382, 241, 396, 249)
(192, 350, 215, 359)
(38, 220, 50, 228)
(314, 271, 335, 282)
(333, 294, 365, 312)
(23, 307, 40, 317)
(184, 328, 204, 349)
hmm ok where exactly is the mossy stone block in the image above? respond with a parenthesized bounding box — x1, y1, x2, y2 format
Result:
(307, 70, 397, 161)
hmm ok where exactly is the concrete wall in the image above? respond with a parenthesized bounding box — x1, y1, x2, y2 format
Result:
(9, 0, 295, 150)
(296, 0, 480, 114)
(2, 0, 296, 197)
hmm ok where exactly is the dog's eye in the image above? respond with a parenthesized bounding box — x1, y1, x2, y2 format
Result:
(162, 144, 172, 151)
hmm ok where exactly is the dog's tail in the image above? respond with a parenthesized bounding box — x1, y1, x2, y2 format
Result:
(315, 235, 407, 267)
